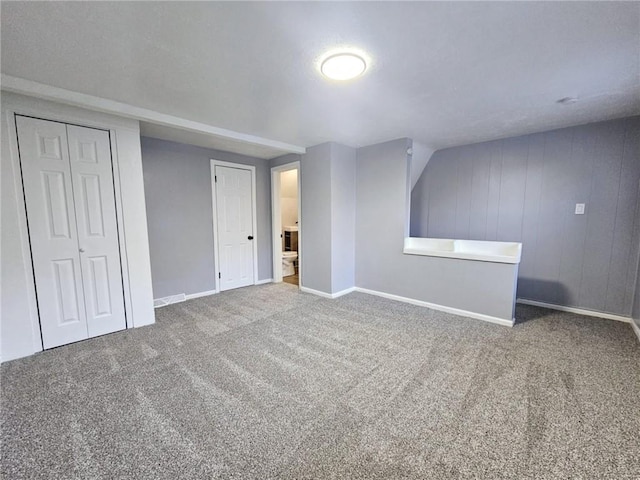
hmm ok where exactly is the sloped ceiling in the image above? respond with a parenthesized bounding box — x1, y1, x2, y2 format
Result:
(2, 2, 638, 158)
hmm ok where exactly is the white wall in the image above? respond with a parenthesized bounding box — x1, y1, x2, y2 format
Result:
(1, 92, 155, 362)
(280, 169, 298, 238)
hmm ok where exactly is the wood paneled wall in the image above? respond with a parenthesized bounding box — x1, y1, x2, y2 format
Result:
(411, 117, 640, 316)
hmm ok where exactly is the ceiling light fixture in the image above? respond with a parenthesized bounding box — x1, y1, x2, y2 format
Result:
(320, 53, 367, 81)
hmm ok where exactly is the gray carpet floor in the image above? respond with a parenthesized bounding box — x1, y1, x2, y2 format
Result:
(2, 283, 639, 479)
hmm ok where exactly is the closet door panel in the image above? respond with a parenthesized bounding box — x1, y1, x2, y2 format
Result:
(67, 125, 126, 337)
(16, 116, 89, 348)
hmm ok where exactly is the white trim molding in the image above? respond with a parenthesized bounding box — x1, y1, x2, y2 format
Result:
(355, 288, 515, 327)
(631, 320, 640, 343)
(255, 278, 273, 285)
(185, 290, 218, 300)
(300, 286, 356, 299)
(516, 299, 631, 323)
(298, 285, 513, 326)
(1, 75, 306, 155)
(154, 289, 218, 308)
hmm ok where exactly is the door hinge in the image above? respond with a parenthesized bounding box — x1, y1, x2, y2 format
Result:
(218, 272, 221, 279)
(215, 175, 217, 183)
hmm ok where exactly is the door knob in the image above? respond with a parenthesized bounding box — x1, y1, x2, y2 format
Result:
(79, 248, 85, 253)
(248, 235, 254, 240)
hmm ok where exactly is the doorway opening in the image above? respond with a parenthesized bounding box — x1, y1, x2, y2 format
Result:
(271, 162, 301, 286)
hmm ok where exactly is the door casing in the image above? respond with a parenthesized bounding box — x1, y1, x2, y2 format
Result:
(271, 161, 301, 285)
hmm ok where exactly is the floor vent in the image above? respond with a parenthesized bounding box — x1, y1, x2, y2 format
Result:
(153, 293, 187, 308)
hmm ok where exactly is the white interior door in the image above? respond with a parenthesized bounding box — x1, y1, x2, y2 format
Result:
(67, 125, 126, 338)
(17, 116, 88, 348)
(16, 116, 125, 349)
(215, 165, 255, 291)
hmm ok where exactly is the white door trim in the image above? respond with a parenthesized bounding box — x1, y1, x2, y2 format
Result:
(210, 160, 259, 292)
(271, 161, 301, 285)
(108, 131, 132, 329)
(4, 111, 44, 353)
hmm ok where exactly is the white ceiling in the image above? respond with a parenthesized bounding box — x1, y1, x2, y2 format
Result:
(2, 2, 639, 159)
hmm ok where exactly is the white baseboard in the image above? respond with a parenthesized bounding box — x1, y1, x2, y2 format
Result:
(185, 289, 217, 300)
(255, 278, 273, 285)
(333, 287, 356, 298)
(516, 298, 631, 323)
(630, 319, 640, 343)
(300, 286, 356, 299)
(299, 286, 331, 298)
(154, 289, 218, 308)
(354, 287, 515, 327)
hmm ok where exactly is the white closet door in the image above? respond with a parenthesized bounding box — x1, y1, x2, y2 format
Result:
(215, 166, 255, 291)
(67, 125, 126, 338)
(16, 116, 88, 348)
(17, 116, 126, 349)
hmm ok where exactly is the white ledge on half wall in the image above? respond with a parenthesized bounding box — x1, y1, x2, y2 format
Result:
(403, 237, 522, 264)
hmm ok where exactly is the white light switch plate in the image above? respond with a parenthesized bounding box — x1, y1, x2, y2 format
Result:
(575, 203, 585, 215)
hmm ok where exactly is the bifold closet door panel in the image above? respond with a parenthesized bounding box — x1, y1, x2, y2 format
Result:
(67, 125, 126, 337)
(16, 116, 89, 348)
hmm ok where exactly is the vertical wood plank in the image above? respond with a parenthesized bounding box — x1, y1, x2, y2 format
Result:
(606, 119, 640, 314)
(579, 122, 626, 311)
(556, 124, 597, 308)
(427, 149, 458, 237)
(496, 136, 528, 242)
(409, 161, 430, 237)
(468, 143, 492, 240)
(454, 145, 474, 239)
(534, 130, 573, 304)
(485, 141, 503, 241)
(518, 133, 545, 299)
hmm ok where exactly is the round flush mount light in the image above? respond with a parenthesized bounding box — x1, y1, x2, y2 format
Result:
(320, 53, 367, 81)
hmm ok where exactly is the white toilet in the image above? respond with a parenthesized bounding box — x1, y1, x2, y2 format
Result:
(282, 251, 298, 276)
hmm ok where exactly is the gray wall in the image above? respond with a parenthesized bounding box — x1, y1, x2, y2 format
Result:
(633, 191, 640, 332)
(298, 143, 333, 293)
(356, 138, 412, 294)
(272, 144, 356, 295)
(331, 143, 357, 293)
(356, 139, 517, 321)
(411, 117, 640, 316)
(633, 261, 640, 332)
(141, 137, 272, 299)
